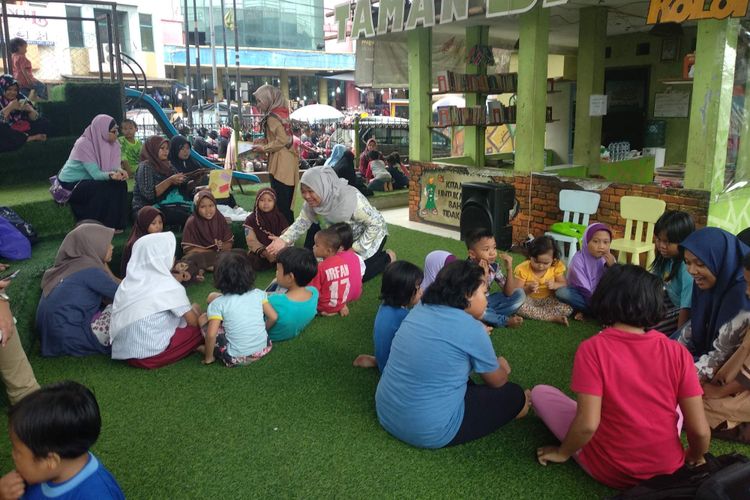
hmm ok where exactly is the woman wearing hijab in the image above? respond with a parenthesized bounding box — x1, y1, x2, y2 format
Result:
(56, 114, 129, 230)
(132, 135, 191, 227)
(120, 206, 163, 277)
(328, 145, 372, 197)
(0, 74, 50, 152)
(168, 134, 201, 173)
(266, 166, 394, 282)
(555, 222, 616, 316)
(36, 224, 119, 357)
(421, 250, 457, 293)
(243, 187, 289, 271)
(110, 232, 203, 369)
(252, 84, 299, 224)
(675, 228, 750, 377)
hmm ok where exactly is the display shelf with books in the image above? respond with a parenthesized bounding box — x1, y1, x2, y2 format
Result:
(432, 70, 518, 95)
(430, 104, 555, 128)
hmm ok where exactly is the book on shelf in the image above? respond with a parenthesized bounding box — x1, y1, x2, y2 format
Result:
(434, 71, 518, 94)
(436, 70, 449, 92)
(436, 106, 454, 127)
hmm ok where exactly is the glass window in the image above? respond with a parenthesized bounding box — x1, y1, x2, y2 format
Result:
(66, 6, 84, 48)
(94, 9, 131, 56)
(139, 14, 154, 52)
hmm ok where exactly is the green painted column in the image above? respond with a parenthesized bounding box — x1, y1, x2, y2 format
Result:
(735, 66, 750, 184)
(685, 18, 739, 194)
(465, 25, 489, 166)
(279, 70, 290, 100)
(408, 27, 432, 162)
(515, 2, 549, 172)
(318, 78, 328, 106)
(572, 7, 607, 168)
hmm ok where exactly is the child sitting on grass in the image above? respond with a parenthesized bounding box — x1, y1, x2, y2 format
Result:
(533, 265, 711, 489)
(118, 119, 141, 175)
(555, 222, 616, 320)
(199, 252, 276, 366)
(353, 260, 423, 371)
(267, 247, 319, 342)
(514, 235, 572, 325)
(181, 191, 234, 271)
(421, 250, 456, 293)
(465, 228, 524, 328)
(244, 187, 289, 271)
(310, 226, 362, 317)
(120, 206, 163, 277)
(0, 381, 125, 499)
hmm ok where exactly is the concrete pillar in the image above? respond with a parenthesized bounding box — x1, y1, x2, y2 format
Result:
(572, 7, 607, 168)
(279, 69, 290, 100)
(318, 78, 329, 106)
(685, 18, 739, 195)
(408, 27, 432, 162)
(514, 2, 550, 172)
(465, 25, 489, 165)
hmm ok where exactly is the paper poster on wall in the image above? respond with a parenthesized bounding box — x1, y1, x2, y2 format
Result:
(589, 95, 608, 116)
(654, 91, 691, 118)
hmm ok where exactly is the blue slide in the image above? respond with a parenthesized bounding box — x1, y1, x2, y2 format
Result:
(124, 88, 260, 183)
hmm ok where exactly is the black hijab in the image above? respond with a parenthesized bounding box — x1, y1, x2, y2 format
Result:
(168, 135, 199, 173)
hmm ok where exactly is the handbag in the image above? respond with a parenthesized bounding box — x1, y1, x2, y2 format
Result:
(0, 206, 37, 244)
(611, 453, 750, 500)
(49, 175, 75, 205)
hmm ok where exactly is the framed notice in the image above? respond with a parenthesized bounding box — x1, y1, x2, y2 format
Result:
(654, 91, 691, 118)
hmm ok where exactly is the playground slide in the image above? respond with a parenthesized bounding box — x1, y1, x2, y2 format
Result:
(124, 88, 260, 183)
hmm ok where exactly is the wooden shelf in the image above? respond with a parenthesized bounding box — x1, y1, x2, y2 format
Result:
(660, 78, 693, 85)
(429, 119, 557, 128)
(429, 89, 516, 96)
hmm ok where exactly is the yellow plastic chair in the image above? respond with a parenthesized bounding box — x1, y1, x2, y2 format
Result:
(610, 196, 666, 267)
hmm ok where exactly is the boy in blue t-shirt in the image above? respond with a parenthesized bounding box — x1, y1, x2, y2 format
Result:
(268, 247, 319, 342)
(0, 381, 124, 499)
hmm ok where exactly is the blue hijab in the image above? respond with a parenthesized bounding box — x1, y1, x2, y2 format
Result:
(324, 144, 346, 167)
(680, 227, 750, 354)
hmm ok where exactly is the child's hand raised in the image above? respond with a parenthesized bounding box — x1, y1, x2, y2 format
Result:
(499, 252, 513, 271)
(0, 470, 25, 500)
(604, 252, 617, 267)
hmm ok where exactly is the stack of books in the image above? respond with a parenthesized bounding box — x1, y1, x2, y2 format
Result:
(654, 164, 686, 188)
(434, 106, 487, 126)
(436, 71, 518, 94)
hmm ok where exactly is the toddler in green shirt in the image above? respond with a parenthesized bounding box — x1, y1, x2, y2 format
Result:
(118, 118, 142, 175)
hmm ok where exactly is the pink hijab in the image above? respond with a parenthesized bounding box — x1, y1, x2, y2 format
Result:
(567, 222, 612, 302)
(68, 114, 121, 172)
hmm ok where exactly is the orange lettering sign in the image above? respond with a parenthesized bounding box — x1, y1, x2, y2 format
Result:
(647, 0, 749, 24)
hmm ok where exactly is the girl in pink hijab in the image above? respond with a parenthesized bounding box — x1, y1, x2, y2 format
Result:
(555, 223, 616, 318)
(56, 114, 129, 229)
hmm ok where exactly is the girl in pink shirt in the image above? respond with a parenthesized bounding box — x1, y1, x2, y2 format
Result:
(532, 264, 710, 489)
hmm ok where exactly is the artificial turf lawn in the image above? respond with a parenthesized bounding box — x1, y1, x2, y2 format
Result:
(2, 208, 750, 498)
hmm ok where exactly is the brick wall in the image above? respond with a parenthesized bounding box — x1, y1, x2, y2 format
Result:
(409, 161, 709, 244)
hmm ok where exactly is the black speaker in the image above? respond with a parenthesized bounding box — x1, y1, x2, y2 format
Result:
(460, 182, 515, 251)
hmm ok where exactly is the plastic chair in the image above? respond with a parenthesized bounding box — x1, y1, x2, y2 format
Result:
(610, 196, 666, 267)
(544, 190, 601, 265)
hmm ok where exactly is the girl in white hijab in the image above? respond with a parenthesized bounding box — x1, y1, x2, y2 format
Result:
(110, 232, 203, 368)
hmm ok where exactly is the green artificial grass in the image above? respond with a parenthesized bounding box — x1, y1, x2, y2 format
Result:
(2, 187, 749, 498)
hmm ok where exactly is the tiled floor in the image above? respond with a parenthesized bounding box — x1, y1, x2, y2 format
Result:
(381, 207, 461, 240)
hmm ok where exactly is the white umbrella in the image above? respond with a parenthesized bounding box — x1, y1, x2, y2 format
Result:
(290, 104, 344, 123)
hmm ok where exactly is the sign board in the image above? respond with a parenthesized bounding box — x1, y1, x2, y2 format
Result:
(654, 91, 691, 118)
(589, 95, 608, 116)
(335, 0, 568, 42)
(417, 168, 489, 226)
(647, 0, 749, 24)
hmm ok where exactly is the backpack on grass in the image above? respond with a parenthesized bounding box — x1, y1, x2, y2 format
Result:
(610, 453, 750, 500)
(0, 206, 37, 244)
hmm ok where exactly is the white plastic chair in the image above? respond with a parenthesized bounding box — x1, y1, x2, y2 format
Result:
(544, 190, 601, 266)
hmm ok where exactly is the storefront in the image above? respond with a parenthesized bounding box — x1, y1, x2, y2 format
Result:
(336, 0, 750, 239)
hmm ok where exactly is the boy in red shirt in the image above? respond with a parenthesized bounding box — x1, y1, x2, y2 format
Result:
(309, 226, 363, 317)
(9, 38, 47, 100)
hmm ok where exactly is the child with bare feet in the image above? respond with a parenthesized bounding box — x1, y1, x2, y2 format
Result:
(353, 260, 424, 370)
(465, 228, 525, 330)
(198, 252, 276, 367)
(555, 223, 616, 321)
(309, 226, 363, 317)
(514, 236, 573, 326)
(267, 247, 319, 342)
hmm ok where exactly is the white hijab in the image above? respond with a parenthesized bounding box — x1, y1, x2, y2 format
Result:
(110, 232, 190, 340)
(300, 166, 359, 223)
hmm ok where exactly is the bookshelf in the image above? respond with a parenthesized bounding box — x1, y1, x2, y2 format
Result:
(430, 70, 558, 127)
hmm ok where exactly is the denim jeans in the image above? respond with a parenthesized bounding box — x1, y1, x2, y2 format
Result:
(483, 288, 526, 326)
(555, 286, 589, 314)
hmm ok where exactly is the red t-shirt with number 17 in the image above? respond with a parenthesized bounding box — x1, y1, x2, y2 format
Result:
(310, 250, 363, 314)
